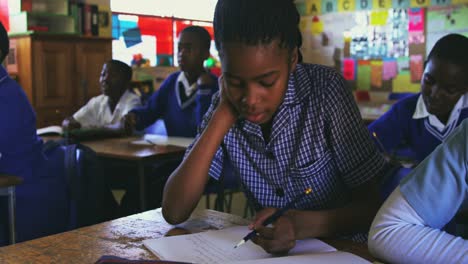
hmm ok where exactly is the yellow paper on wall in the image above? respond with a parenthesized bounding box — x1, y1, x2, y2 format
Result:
(392, 71, 420, 93)
(306, 0, 322, 15)
(452, 0, 468, 4)
(310, 20, 324, 34)
(338, 0, 356, 12)
(373, 0, 392, 9)
(370, 11, 388, 26)
(370, 60, 383, 88)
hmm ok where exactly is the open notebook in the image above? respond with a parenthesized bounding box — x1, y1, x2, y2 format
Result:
(143, 226, 370, 264)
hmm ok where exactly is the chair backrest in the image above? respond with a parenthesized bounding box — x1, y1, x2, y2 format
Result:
(43, 140, 118, 228)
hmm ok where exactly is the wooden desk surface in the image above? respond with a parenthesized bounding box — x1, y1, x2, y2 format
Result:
(41, 136, 187, 161)
(0, 209, 375, 263)
(82, 137, 186, 161)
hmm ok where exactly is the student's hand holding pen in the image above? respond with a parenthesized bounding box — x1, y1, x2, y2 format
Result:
(249, 208, 298, 255)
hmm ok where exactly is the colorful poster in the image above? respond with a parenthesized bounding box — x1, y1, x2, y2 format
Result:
(342, 58, 356, 80)
(393, 71, 420, 93)
(373, 0, 392, 9)
(409, 31, 425, 44)
(382, 58, 398, 81)
(397, 57, 410, 72)
(371, 60, 383, 88)
(410, 54, 424, 82)
(408, 8, 425, 32)
(306, 0, 322, 15)
(357, 60, 371, 91)
(392, 0, 410, 8)
(370, 11, 389, 25)
(321, 0, 338, 13)
(338, 0, 356, 12)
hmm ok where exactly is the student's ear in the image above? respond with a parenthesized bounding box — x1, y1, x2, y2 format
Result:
(289, 48, 298, 73)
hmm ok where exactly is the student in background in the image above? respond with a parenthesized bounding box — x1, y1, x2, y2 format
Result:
(162, 0, 387, 254)
(62, 59, 141, 137)
(0, 22, 70, 244)
(369, 34, 468, 162)
(369, 119, 468, 264)
(123, 26, 218, 137)
(119, 26, 218, 215)
(368, 34, 468, 197)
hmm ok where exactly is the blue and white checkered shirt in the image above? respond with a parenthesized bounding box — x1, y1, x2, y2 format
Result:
(190, 64, 387, 241)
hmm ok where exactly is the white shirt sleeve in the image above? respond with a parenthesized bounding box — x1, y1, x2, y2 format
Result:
(73, 96, 100, 128)
(369, 187, 468, 264)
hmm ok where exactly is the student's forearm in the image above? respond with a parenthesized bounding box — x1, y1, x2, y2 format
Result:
(162, 106, 235, 224)
(369, 188, 468, 264)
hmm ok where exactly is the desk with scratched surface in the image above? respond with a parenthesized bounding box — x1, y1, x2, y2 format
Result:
(0, 209, 375, 263)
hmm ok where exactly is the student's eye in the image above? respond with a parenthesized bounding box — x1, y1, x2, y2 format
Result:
(226, 79, 243, 88)
(259, 81, 275, 88)
(259, 76, 278, 88)
(423, 75, 435, 85)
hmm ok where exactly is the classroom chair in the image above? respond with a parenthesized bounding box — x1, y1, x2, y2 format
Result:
(0, 174, 23, 244)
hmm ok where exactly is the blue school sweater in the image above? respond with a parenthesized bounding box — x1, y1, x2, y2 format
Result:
(131, 71, 218, 137)
(368, 93, 468, 163)
(0, 66, 68, 244)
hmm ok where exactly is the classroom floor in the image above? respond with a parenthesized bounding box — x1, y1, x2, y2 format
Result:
(112, 190, 249, 218)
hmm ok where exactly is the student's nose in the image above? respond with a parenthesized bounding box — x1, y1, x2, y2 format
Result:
(241, 86, 258, 109)
(431, 85, 442, 99)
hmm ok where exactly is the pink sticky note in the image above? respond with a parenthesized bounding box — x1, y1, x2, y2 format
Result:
(408, 8, 424, 32)
(343, 58, 356, 81)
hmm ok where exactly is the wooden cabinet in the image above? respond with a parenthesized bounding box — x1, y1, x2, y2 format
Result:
(10, 34, 112, 127)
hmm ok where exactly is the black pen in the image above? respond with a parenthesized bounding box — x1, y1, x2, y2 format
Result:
(234, 188, 313, 248)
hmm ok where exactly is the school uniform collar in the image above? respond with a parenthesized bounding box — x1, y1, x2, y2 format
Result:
(413, 93, 468, 131)
(175, 72, 198, 109)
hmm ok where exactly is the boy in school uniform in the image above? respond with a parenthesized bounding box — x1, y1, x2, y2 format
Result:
(369, 119, 468, 264)
(119, 26, 218, 215)
(62, 59, 141, 136)
(123, 26, 218, 137)
(162, 0, 387, 254)
(368, 34, 468, 197)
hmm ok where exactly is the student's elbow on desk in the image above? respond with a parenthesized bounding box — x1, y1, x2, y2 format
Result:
(161, 204, 191, 225)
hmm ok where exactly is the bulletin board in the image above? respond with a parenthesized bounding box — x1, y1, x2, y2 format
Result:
(296, 0, 468, 94)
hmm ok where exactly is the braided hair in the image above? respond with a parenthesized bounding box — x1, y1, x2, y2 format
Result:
(213, 0, 303, 63)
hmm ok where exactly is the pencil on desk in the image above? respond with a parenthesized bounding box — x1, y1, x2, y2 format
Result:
(234, 188, 313, 248)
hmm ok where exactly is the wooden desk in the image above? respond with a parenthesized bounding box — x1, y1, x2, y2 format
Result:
(41, 136, 187, 211)
(83, 137, 186, 211)
(0, 209, 375, 263)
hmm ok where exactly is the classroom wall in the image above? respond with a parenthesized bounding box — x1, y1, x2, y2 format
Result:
(295, 0, 468, 98)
